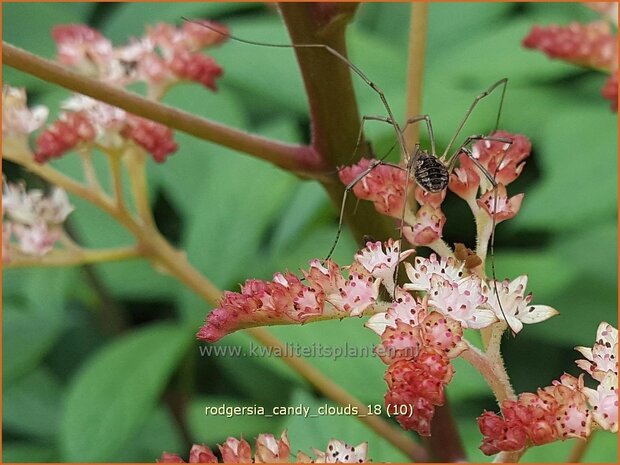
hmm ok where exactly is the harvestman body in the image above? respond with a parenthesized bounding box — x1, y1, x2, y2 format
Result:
(185, 18, 515, 330)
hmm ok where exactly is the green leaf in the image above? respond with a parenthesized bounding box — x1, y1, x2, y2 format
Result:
(187, 395, 282, 444)
(211, 332, 300, 402)
(518, 106, 617, 230)
(2, 269, 71, 384)
(269, 317, 387, 406)
(210, 16, 308, 113)
(3, 3, 95, 91)
(60, 323, 191, 461)
(109, 406, 184, 462)
(178, 119, 297, 324)
(447, 357, 489, 403)
(3, 367, 64, 439)
(102, 2, 259, 43)
(284, 389, 409, 462)
(2, 442, 58, 463)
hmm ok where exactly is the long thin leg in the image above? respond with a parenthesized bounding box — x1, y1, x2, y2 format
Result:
(325, 159, 407, 261)
(347, 114, 436, 166)
(330, 114, 432, 260)
(442, 78, 508, 159)
(451, 140, 516, 335)
(184, 18, 411, 166)
(401, 114, 436, 157)
(447, 135, 513, 185)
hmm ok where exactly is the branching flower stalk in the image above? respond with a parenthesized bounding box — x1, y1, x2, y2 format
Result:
(2, 15, 424, 460)
(3, 4, 617, 463)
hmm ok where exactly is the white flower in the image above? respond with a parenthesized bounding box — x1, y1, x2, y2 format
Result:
(311, 440, 368, 463)
(484, 275, 558, 333)
(428, 275, 497, 329)
(576, 321, 618, 381)
(12, 222, 59, 256)
(365, 287, 427, 335)
(354, 239, 414, 295)
(582, 371, 618, 433)
(403, 254, 464, 292)
(2, 177, 74, 225)
(2, 86, 48, 136)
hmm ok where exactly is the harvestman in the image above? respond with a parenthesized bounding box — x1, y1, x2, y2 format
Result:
(184, 18, 515, 330)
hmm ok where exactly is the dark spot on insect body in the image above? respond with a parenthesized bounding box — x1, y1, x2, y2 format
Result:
(414, 152, 449, 193)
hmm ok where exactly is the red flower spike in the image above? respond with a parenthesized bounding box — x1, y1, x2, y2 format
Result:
(122, 115, 178, 163)
(478, 374, 592, 455)
(384, 348, 454, 436)
(478, 409, 528, 455)
(338, 159, 408, 219)
(34, 112, 96, 163)
(169, 50, 224, 91)
(523, 21, 617, 71)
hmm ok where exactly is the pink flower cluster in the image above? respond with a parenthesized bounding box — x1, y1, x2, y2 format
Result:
(2, 177, 74, 260)
(479, 374, 591, 455)
(522, 4, 618, 112)
(478, 322, 618, 455)
(52, 21, 227, 94)
(197, 240, 412, 343)
(159, 431, 368, 463)
(338, 131, 530, 249)
(198, 237, 558, 436)
(448, 131, 529, 224)
(33, 95, 178, 163)
(368, 292, 465, 435)
(365, 252, 555, 435)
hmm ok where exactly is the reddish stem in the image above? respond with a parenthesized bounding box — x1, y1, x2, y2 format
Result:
(1, 42, 324, 177)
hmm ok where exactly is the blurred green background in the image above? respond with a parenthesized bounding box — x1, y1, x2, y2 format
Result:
(2, 2, 617, 462)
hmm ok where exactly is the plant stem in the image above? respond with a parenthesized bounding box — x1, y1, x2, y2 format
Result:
(5, 246, 140, 268)
(567, 433, 595, 463)
(278, 2, 397, 256)
(2, 42, 324, 177)
(460, 340, 516, 404)
(124, 147, 156, 228)
(425, 393, 467, 462)
(404, 2, 429, 155)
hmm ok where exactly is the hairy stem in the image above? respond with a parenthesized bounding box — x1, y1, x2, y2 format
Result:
(2, 42, 324, 177)
(460, 340, 516, 405)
